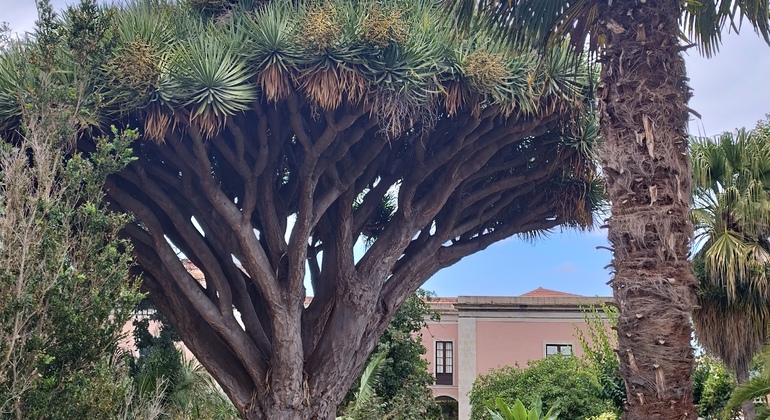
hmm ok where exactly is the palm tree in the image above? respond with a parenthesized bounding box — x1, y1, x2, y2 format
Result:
(691, 129, 770, 420)
(448, 0, 770, 418)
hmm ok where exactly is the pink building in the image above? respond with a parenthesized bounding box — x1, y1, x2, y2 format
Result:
(420, 288, 611, 419)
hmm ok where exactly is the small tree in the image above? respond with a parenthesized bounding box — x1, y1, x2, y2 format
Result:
(0, 2, 144, 417)
(0, 46, 141, 420)
(0, 22, 10, 50)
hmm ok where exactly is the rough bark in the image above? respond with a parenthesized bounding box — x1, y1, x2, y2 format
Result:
(599, 0, 698, 418)
(98, 88, 593, 419)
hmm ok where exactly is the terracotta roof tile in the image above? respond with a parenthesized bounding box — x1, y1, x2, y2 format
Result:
(519, 287, 581, 297)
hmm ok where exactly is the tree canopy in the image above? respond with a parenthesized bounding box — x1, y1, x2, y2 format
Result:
(0, 0, 600, 417)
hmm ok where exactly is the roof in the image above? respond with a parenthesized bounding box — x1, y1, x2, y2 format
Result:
(518, 287, 581, 298)
(429, 297, 458, 303)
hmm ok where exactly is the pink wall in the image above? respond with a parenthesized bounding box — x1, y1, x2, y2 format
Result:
(475, 321, 588, 375)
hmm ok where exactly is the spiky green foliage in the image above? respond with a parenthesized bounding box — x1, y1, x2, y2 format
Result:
(0, 0, 591, 141)
(485, 396, 560, 420)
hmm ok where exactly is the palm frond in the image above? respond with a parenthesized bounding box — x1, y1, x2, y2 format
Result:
(447, 0, 769, 59)
(723, 375, 770, 419)
(353, 351, 387, 411)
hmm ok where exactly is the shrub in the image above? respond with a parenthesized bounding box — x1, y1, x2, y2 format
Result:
(469, 355, 614, 419)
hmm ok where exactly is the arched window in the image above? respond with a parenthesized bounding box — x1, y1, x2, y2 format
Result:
(435, 396, 458, 419)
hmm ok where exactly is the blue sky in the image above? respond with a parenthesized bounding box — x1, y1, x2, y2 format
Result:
(422, 229, 613, 297)
(4, 0, 770, 299)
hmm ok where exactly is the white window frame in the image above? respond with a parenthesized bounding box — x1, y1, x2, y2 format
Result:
(434, 339, 455, 386)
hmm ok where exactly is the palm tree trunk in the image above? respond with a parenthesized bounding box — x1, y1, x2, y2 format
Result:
(736, 366, 757, 420)
(599, 0, 698, 418)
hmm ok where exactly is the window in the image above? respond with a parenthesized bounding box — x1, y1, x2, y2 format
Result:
(435, 341, 453, 385)
(545, 343, 572, 357)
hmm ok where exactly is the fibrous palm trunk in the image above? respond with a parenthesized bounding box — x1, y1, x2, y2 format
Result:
(736, 368, 757, 420)
(599, 0, 698, 418)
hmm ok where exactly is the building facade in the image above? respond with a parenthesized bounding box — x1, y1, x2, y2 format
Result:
(420, 288, 611, 420)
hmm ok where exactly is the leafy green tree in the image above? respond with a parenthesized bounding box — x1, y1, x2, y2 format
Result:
(692, 355, 737, 420)
(0, 3, 142, 416)
(469, 356, 614, 420)
(690, 124, 770, 419)
(0, 0, 602, 417)
(447, 0, 770, 416)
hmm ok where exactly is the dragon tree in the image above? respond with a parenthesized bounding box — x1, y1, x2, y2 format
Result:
(0, 0, 601, 418)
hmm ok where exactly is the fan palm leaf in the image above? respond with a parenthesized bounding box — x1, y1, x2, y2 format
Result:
(450, 0, 769, 58)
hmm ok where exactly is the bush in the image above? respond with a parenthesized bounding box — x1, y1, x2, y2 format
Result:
(469, 355, 614, 420)
(693, 355, 737, 420)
